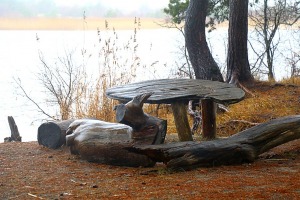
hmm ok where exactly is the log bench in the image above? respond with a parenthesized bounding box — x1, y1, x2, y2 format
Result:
(65, 93, 167, 167)
(106, 79, 245, 140)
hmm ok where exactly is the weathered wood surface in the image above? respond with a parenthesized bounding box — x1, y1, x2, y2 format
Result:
(114, 93, 167, 145)
(171, 102, 193, 141)
(66, 119, 156, 167)
(38, 119, 75, 149)
(129, 115, 300, 169)
(106, 79, 245, 105)
(65, 93, 167, 167)
(106, 79, 244, 141)
(5, 116, 22, 142)
(201, 99, 217, 139)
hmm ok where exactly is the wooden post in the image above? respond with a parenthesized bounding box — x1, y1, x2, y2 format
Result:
(171, 102, 193, 141)
(201, 99, 217, 139)
(5, 116, 22, 142)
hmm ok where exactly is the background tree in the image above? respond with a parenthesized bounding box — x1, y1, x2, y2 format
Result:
(164, 0, 229, 80)
(226, 0, 254, 84)
(184, 0, 224, 81)
(163, 0, 193, 78)
(249, 0, 300, 81)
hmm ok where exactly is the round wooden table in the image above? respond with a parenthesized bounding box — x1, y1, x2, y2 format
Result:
(106, 79, 245, 141)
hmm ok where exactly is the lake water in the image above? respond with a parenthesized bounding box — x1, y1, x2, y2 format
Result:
(0, 28, 297, 142)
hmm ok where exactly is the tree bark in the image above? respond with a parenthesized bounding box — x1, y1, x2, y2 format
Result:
(5, 116, 22, 142)
(130, 115, 300, 169)
(38, 119, 75, 149)
(185, 0, 223, 81)
(226, 0, 254, 84)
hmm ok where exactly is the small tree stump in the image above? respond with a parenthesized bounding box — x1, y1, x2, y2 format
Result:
(37, 119, 74, 149)
(5, 116, 22, 142)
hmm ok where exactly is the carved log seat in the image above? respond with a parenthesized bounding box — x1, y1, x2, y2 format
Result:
(65, 93, 167, 167)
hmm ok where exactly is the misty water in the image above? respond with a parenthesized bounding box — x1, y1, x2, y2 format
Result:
(0, 28, 297, 142)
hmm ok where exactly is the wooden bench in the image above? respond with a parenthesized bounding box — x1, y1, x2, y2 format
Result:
(106, 79, 245, 140)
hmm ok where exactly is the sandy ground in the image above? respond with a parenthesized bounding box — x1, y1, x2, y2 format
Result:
(0, 139, 299, 199)
(0, 17, 165, 30)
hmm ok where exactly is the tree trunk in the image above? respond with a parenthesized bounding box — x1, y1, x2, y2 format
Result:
(185, 0, 223, 81)
(130, 115, 300, 169)
(263, 0, 276, 82)
(5, 116, 22, 142)
(226, 0, 254, 84)
(38, 119, 75, 149)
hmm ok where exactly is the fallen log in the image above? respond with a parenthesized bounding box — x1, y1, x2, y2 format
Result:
(37, 119, 75, 149)
(66, 119, 156, 167)
(65, 93, 167, 167)
(130, 115, 300, 169)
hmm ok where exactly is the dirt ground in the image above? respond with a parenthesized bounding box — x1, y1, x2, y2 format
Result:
(1, 139, 299, 200)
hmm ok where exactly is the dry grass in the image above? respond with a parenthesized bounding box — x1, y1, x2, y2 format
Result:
(15, 17, 299, 139)
(216, 80, 300, 137)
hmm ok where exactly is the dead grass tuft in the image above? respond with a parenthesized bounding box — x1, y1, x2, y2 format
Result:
(216, 80, 300, 137)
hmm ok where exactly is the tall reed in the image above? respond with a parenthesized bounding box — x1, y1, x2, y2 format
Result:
(74, 18, 159, 122)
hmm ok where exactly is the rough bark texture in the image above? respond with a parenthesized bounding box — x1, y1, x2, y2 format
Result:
(226, 0, 254, 84)
(130, 115, 300, 169)
(185, 0, 223, 81)
(37, 119, 75, 149)
(5, 116, 22, 142)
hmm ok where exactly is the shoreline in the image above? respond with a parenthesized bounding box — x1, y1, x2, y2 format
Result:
(0, 17, 166, 30)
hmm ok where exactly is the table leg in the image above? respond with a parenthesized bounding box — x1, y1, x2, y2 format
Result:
(201, 99, 216, 139)
(171, 102, 193, 141)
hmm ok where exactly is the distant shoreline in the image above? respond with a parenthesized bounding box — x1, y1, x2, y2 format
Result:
(0, 17, 165, 30)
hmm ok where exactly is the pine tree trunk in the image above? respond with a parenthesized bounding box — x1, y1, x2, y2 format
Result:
(226, 0, 254, 84)
(185, 0, 223, 81)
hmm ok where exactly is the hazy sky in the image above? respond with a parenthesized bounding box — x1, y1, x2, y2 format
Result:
(54, 0, 169, 9)
(1, 0, 170, 18)
(54, 0, 169, 14)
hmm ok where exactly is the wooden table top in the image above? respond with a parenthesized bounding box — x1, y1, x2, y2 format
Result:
(106, 79, 245, 104)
